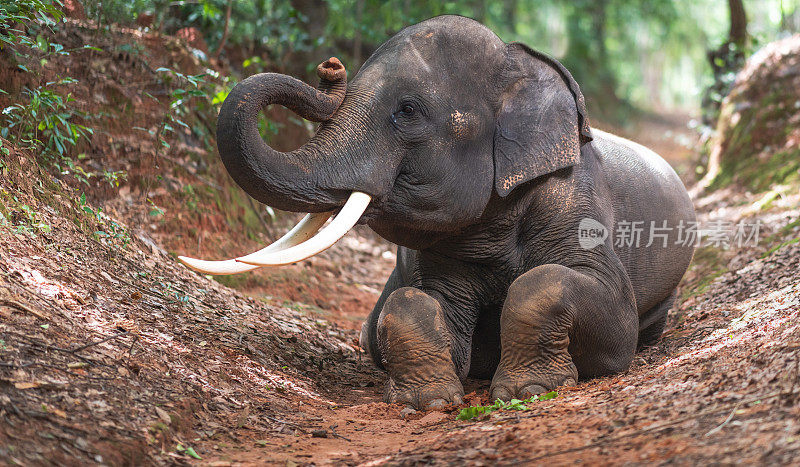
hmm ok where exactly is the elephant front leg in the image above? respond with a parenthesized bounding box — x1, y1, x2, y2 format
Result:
(377, 287, 465, 410)
(491, 264, 638, 401)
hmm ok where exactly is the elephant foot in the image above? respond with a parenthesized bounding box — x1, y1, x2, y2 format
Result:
(490, 265, 580, 401)
(490, 364, 577, 401)
(377, 287, 464, 410)
(386, 374, 464, 410)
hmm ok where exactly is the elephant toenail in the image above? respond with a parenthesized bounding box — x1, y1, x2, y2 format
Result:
(520, 384, 548, 398)
(424, 398, 447, 410)
(492, 386, 512, 402)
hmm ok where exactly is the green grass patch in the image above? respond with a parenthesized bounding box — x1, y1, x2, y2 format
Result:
(457, 391, 558, 421)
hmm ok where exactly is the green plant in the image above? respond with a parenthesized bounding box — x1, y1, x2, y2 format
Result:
(102, 169, 128, 188)
(0, 139, 10, 170)
(138, 68, 208, 153)
(1, 79, 93, 163)
(147, 198, 165, 217)
(76, 192, 131, 246)
(0, 0, 64, 60)
(0, 191, 51, 236)
(457, 391, 558, 421)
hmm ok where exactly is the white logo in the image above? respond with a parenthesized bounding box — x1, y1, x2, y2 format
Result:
(578, 218, 608, 250)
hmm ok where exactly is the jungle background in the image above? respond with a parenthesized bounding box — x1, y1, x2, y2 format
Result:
(1, 0, 799, 464)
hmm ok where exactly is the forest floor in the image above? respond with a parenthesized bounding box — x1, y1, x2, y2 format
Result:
(1, 19, 799, 466)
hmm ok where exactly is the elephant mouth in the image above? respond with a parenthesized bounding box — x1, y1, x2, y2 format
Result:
(178, 191, 372, 275)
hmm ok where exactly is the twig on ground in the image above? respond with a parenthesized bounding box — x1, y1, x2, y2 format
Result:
(127, 334, 139, 356)
(69, 330, 130, 353)
(0, 361, 116, 380)
(329, 424, 352, 442)
(264, 415, 307, 432)
(704, 401, 741, 437)
(0, 330, 105, 366)
(115, 276, 177, 305)
(0, 299, 48, 320)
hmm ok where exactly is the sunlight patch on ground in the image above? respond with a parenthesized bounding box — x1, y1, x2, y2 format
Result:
(657, 283, 799, 372)
(9, 261, 112, 327)
(234, 355, 334, 404)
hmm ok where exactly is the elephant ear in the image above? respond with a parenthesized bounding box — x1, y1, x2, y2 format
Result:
(493, 43, 593, 197)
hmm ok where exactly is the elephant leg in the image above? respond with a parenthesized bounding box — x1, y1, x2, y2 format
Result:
(490, 264, 637, 401)
(360, 267, 404, 368)
(377, 287, 464, 410)
(637, 290, 675, 349)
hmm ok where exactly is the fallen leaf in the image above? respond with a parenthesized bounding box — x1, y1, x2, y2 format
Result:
(185, 446, 201, 459)
(155, 406, 171, 424)
(14, 382, 42, 389)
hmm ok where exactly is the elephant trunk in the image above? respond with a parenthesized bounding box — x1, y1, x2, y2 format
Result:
(216, 58, 351, 212)
(181, 58, 379, 275)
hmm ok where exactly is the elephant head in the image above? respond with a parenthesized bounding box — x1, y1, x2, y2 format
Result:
(179, 15, 592, 274)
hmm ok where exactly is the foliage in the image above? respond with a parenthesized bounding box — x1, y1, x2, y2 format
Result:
(0, 0, 64, 57)
(77, 192, 131, 247)
(457, 391, 558, 421)
(68, 0, 796, 121)
(0, 190, 52, 236)
(1, 79, 93, 163)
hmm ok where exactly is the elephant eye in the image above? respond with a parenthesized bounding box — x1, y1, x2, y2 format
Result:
(399, 104, 415, 116)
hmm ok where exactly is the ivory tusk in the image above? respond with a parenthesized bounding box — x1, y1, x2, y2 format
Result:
(236, 191, 371, 266)
(177, 212, 331, 275)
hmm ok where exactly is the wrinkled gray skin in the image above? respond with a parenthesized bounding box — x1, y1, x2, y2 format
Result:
(216, 16, 696, 409)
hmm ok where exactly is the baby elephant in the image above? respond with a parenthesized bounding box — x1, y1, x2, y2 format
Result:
(180, 16, 696, 409)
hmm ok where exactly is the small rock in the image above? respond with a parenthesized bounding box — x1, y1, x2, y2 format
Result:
(311, 429, 328, 438)
(399, 407, 417, 418)
(418, 411, 447, 426)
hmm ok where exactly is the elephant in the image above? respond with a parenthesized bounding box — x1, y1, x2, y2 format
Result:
(179, 15, 696, 410)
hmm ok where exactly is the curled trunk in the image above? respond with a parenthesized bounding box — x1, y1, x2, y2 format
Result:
(216, 58, 350, 212)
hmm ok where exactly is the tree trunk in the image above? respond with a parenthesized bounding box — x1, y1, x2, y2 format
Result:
(213, 0, 233, 60)
(728, 0, 747, 46)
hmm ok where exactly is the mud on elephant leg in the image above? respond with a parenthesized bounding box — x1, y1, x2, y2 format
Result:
(377, 287, 464, 410)
(490, 264, 638, 401)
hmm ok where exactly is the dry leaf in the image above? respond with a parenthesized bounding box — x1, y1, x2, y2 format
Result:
(155, 406, 171, 424)
(14, 381, 42, 389)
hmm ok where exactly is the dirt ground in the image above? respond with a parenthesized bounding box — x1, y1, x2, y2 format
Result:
(1, 18, 799, 467)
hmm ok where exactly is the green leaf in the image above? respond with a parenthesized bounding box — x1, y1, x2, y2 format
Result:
(185, 447, 202, 459)
(539, 391, 558, 401)
(457, 391, 558, 421)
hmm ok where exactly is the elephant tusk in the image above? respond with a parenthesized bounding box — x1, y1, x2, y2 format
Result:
(178, 212, 332, 275)
(236, 191, 371, 267)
